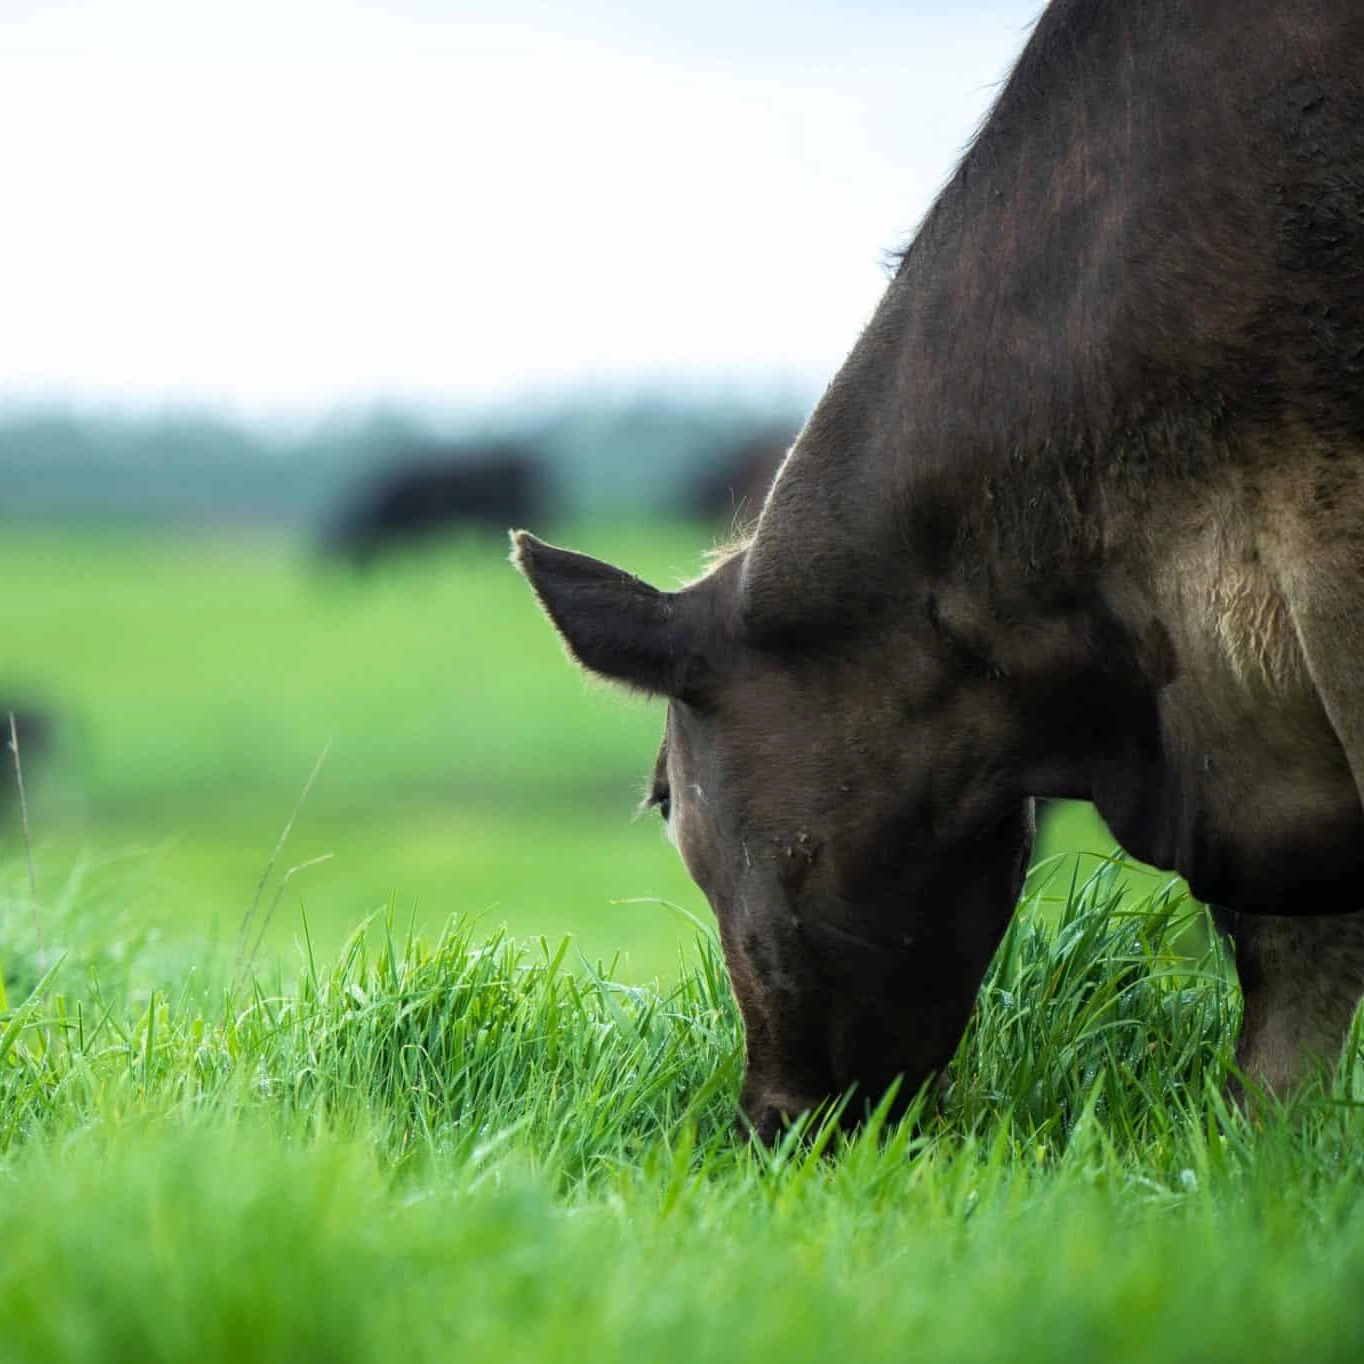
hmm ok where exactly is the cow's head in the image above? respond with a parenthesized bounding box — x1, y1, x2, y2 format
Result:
(513, 530, 1034, 1142)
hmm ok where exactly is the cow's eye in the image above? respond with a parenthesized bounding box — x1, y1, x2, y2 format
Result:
(658, 791, 671, 822)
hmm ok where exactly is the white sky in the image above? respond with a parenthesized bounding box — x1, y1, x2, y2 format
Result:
(0, 1, 1040, 417)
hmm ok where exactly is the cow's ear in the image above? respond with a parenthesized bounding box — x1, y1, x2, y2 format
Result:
(511, 532, 689, 696)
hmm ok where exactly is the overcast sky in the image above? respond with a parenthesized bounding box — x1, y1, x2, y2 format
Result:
(0, 1, 1042, 417)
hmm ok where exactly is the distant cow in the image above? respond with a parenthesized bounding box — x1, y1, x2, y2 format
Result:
(325, 446, 542, 567)
(0, 706, 50, 826)
(689, 432, 795, 528)
(518, 0, 1364, 1140)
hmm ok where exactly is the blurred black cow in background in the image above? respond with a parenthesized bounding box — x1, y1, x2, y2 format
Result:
(0, 705, 51, 828)
(323, 444, 544, 568)
(688, 430, 795, 531)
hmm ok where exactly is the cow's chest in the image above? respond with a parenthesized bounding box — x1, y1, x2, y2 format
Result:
(1099, 643, 1364, 913)
(1094, 489, 1364, 911)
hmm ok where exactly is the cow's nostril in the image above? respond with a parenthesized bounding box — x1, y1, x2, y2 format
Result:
(741, 1092, 821, 1146)
(744, 1105, 788, 1147)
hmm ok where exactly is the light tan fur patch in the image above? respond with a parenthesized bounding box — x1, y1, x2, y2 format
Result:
(1161, 496, 1309, 698)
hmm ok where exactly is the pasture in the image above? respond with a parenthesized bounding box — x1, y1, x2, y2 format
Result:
(2, 528, 1360, 1361)
(0, 527, 711, 978)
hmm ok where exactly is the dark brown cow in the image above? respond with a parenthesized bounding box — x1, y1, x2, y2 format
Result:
(0, 705, 51, 826)
(516, 0, 1364, 1139)
(325, 445, 542, 568)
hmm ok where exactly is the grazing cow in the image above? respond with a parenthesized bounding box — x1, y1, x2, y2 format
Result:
(325, 445, 541, 567)
(689, 432, 796, 529)
(516, 0, 1364, 1139)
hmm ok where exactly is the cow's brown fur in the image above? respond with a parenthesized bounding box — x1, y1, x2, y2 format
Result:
(515, 0, 1364, 1137)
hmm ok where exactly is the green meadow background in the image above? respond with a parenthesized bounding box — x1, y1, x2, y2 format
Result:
(0, 524, 1147, 983)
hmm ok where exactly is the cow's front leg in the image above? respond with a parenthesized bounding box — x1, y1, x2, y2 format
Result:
(1214, 909, 1364, 1099)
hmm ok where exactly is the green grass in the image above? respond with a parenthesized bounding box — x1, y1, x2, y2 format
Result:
(1, 857, 1362, 1363)
(0, 526, 718, 976)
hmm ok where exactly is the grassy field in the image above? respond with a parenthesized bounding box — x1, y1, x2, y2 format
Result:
(5, 526, 1338, 1362)
(0, 526, 718, 978)
(3, 856, 1364, 1363)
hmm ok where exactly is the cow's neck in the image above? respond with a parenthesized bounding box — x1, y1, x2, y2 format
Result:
(736, 0, 1272, 810)
(739, 234, 1178, 811)
(742, 0, 1267, 632)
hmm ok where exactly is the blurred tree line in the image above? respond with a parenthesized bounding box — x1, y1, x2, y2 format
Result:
(0, 393, 804, 530)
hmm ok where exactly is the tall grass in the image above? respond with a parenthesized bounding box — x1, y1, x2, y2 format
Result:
(2, 857, 1363, 1363)
(1, 856, 1230, 1170)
